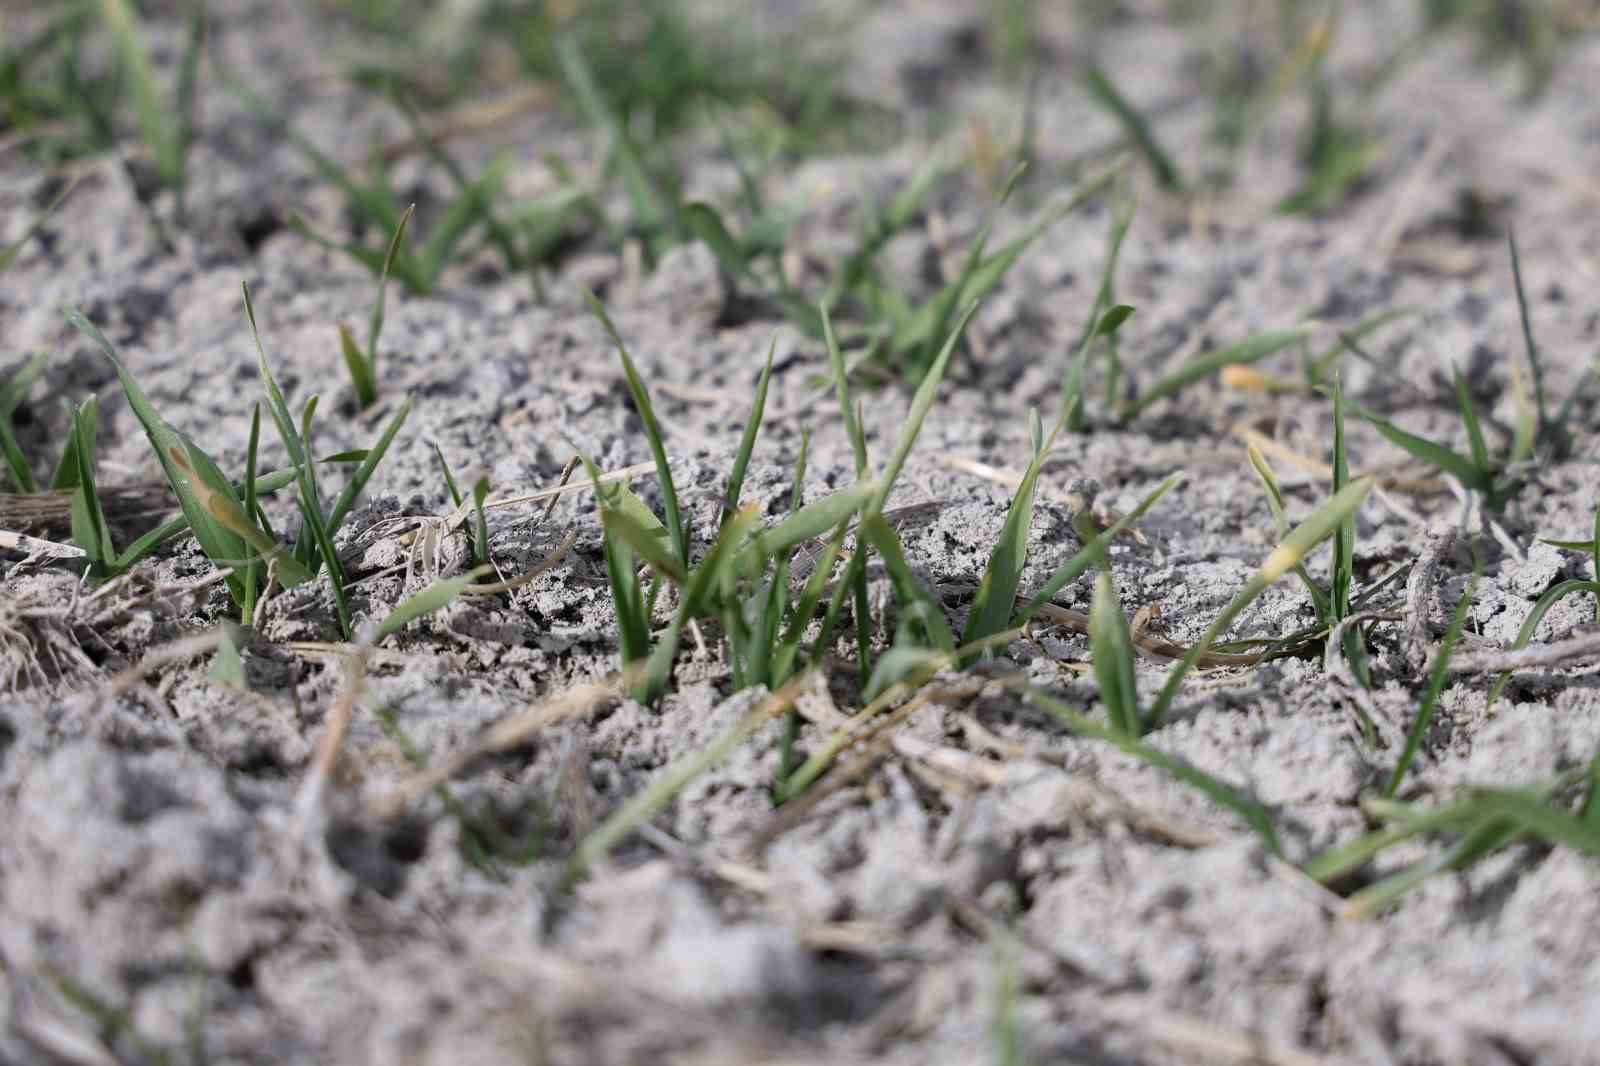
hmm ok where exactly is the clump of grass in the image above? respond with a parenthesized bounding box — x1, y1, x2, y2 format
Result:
(1350, 237, 1587, 511)
(686, 159, 1116, 383)
(100, 0, 207, 223)
(1, 5, 202, 226)
(1306, 752, 1600, 916)
(64, 287, 409, 635)
(230, 80, 521, 296)
(246, 284, 412, 638)
(1277, 74, 1380, 215)
(69, 310, 308, 620)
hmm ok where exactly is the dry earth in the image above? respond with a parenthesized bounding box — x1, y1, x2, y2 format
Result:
(3, 2, 1600, 1064)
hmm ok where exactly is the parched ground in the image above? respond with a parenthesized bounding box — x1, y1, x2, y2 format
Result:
(3, 2, 1600, 1064)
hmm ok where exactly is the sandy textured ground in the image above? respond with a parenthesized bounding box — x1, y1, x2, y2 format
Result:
(3, 2, 1600, 1063)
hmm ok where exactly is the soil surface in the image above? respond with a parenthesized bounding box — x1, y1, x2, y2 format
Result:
(3, 2, 1600, 1064)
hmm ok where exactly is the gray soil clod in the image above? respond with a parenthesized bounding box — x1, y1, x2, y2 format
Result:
(3, 2, 1600, 1064)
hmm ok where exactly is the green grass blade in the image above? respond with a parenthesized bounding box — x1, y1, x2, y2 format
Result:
(100, 0, 175, 188)
(1084, 64, 1184, 192)
(823, 304, 870, 477)
(433, 444, 464, 507)
(684, 201, 755, 282)
(325, 398, 410, 537)
(1471, 788, 1600, 855)
(1351, 404, 1492, 492)
(1331, 372, 1368, 683)
(68, 309, 269, 602)
(555, 34, 671, 237)
(871, 301, 980, 516)
(774, 522, 848, 682)
(0, 179, 77, 274)
(860, 514, 956, 652)
(1013, 473, 1181, 626)
(1508, 229, 1554, 449)
(965, 411, 1055, 651)
(1303, 794, 1487, 883)
(1453, 369, 1491, 476)
(575, 449, 651, 671)
(584, 289, 686, 565)
(1487, 579, 1600, 704)
(1121, 327, 1310, 422)
(376, 568, 487, 641)
(600, 500, 688, 585)
(1342, 814, 1523, 918)
(1306, 307, 1419, 384)
(723, 337, 775, 522)
(1089, 571, 1141, 738)
(1385, 568, 1476, 796)
(355, 201, 412, 402)
(171, 0, 206, 217)
(756, 482, 877, 557)
(1025, 687, 1280, 854)
(65, 398, 114, 572)
(1145, 476, 1374, 729)
(338, 324, 377, 410)
(470, 476, 490, 567)
(0, 409, 34, 492)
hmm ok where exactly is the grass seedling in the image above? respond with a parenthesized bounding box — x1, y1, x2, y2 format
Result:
(432, 444, 491, 569)
(1508, 230, 1587, 461)
(338, 205, 411, 409)
(246, 284, 412, 638)
(584, 290, 688, 567)
(1306, 754, 1600, 916)
(1486, 567, 1600, 706)
(1084, 64, 1185, 193)
(685, 159, 1113, 382)
(1329, 372, 1370, 686)
(231, 80, 508, 295)
(1277, 49, 1380, 215)
(53, 397, 115, 579)
(1350, 364, 1515, 509)
(556, 34, 681, 253)
(1143, 475, 1375, 730)
(962, 408, 1056, 658)
(99, 0, 207, 226)
(1088, 570, 1141, 739)
(876, 164, 1111, 382)
(69, 310, 308, 621)
(1356, 238, 1588, 509)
